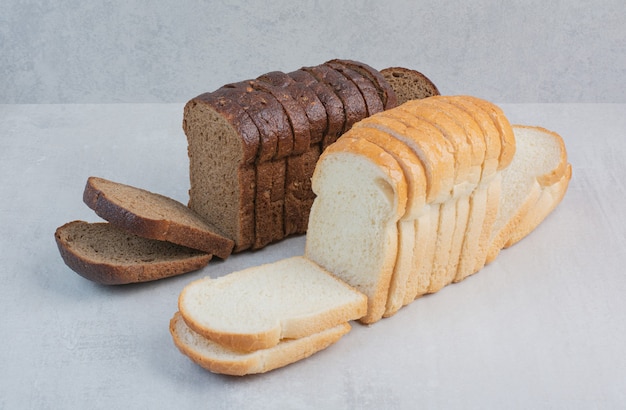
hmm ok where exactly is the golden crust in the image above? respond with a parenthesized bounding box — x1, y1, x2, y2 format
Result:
(170, 312, 351, 376)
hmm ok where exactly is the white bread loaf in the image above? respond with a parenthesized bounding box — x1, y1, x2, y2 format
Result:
(178, 256, 366, 352)
(171, 96, 571, 375)
(170, 312, 351, 376)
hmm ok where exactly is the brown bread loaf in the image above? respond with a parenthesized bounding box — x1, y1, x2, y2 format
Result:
(183, 60, 439, 251)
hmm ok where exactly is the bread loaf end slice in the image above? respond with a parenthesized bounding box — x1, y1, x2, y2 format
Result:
(55, 221, 211, 285)
(178, 256, 367, 352)
(380, 67, 440, 105)
(170, 312, 351, 376)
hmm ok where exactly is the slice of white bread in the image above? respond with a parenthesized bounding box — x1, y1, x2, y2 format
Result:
(178, 256, 367, 352)
(55, 221, 212, 285)
(435, 97, 504, 283)
(484, 125, 569, 264)
(170, 312, 351, 376)
(342, 127, 427, 317)
(352, 111, 454, 300)
(505, 163, 572, 248)
(83, 176, 234, 259)
(305, 135, 408, 324)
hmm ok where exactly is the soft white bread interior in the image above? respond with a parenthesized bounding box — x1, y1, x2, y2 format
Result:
(170, 312, 351, 376)
(178, 256, 367, 352)
(484, 125, 570, 264)
(305, 135, 408, 324)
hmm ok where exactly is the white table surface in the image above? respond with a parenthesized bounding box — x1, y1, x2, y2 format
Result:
(1, 103, 625, 409)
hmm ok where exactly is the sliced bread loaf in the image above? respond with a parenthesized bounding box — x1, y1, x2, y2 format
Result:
(83, 176, 234, 259)
(55, 221, 211, 285)
(170, 312, 351, 376)
(184, 60, 444, 253)
(178, 256, 367, 352)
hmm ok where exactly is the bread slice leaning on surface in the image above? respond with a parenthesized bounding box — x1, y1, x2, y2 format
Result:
(484, 124, 569, 265)
(380, 67, 440, 105)
(178, 256, 367, 352)
(170, 312, 351, 376)
(506, 163, 571, 248)
(55, 221, 211, 285)
(83, 176, 234, 259)
(305, 135, 407, 324)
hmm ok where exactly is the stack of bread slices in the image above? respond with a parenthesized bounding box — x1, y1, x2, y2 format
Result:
(182, 59, 439, 252)
(170, 95, 571, 375)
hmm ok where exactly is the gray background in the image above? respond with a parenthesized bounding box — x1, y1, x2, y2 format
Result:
(2, 0, 624, 104)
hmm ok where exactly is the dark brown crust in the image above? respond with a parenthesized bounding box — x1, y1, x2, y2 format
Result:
(325, 61, 385, 117)
(214, 84, 288, 249)
(284, 144, 321, 235)
(330, 59, 398, 109)
(55, 221, 211, 285)
(257, 71, 325, 146)
(186, 93, 260, 165)
(83, 177, 234, 259)
(302, 64, 366, 134)
(288, 69, 344, 147)
(251, 78, 310, 156)
(217, 82, 286, 162)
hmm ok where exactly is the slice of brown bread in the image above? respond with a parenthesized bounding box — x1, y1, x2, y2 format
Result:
(303, 64, 367, 134)
(380, 67, 440, 105)
(288, 68, 345, 148)
(257, 71, 327, 145)
(55, 221, 212, 285)
(251, 78, 311, 156)
(331, 59, 398, 109)
(183, 92, 258, 252)
(216, 83, 288, 249)
(325, 61, 385, 117)
(256, 71, 325, 236)
(83, 176, 234, 259)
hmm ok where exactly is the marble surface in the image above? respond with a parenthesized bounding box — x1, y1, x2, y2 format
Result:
(2, 0, 625, 104)
(1, 103, 625, 409)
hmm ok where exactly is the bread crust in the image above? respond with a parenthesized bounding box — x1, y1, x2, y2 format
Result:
(170, 312, 351, 376)
(313, 135, 407, 323)
(257, 71, 327, 145)
(302, 64, 367, 134)
(288, 69, 344, 146)
(186, 92, 261, 165)
(339, 60, 398, 109)
(83, 177, 234, 259)
(55, 221, 211, 285)
(462, 96, 516, 171)
(177, 256, 367, 352)
(326, 61, 385, 117)
(356, 111, 455, 204)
